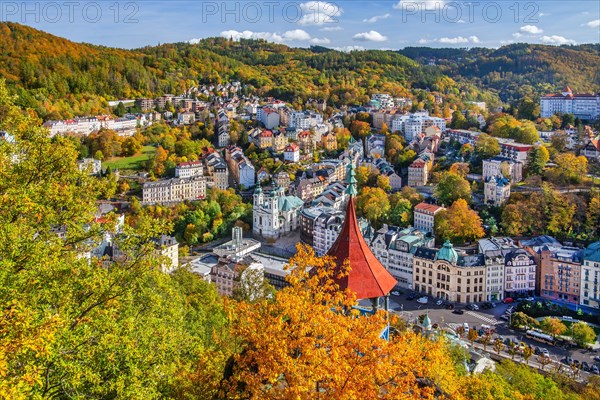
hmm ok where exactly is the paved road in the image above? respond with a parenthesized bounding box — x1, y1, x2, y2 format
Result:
(380, 292, 600, 376)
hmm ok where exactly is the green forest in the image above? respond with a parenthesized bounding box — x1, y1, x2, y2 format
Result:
(1, 22, 599, 120)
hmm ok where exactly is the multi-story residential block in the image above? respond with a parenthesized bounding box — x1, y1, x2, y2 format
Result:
(175, 161, 203, 178)
(499, 142, 532, 163)
(273, 131, 288, 152)
(484, 175, 511, 206)
(580, 242, 600, 309)
(504, 248, 537, 298)
(413, 241, 486, 303)
(407, 158, 428, 187)
(581, 139, 600, 161)
(202, 150, 229, 190)
(541, 86, 600, 120)
(136, 98, 155, 112)
(482, 157, 523, 183)
(273, 171, 291, 189)
(284, 143, 300, 162)
(539, 247, 583, 306)
(298, 130, 313, 153)
(366, 134, 385, 157)
(311, 181, 349, 210)
(321, 131, 338, 151)
(252, 186, 304, 239)
(151, 235, 179, 273)
(142, 176, 206, 205)
(257, 129, 274, 149)
(260, 107, 281, 129)
(479, 237, 518, 302)
(296, 176, 328, 201)
(288, 111, 323, 130)
(178, 112, 196, 125)
(226, 146, 256, 189)
(371, 226, 433, 289)
(413, 203, 444, 235)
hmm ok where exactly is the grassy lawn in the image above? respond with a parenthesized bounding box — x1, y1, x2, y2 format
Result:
(103, 146, 156, 170)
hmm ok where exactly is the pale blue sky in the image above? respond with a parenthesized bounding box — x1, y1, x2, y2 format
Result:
(2, 1, 599, 49)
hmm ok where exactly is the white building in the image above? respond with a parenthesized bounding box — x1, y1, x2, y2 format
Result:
(142, 176, 206, 204)
(284, 143, 300, 162)
(178, 112, 196, 125)
(252, 186, 304, 240)
(175, 161, 203, 178)
(484, 176, 511, 206)
(504, 248, 536, 298)
(371, 226, 433, 289)
(580, 242, 600, 309)
(78, 158, 102, 175)
(288, 111, 323, 130)
(152, 235, 179, 273)
(225, 146, 256, 189)
(482, 157, 523, 183)
(413, 203, 444, 235)
(541, 86, 600, 120)
(259, 107, 281, 129)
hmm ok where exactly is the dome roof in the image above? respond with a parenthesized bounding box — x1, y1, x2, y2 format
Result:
(437, 240, 458, 264)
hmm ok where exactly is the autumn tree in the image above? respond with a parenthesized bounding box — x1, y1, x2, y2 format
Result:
(334, 127, 351, 150)
(548, 153, 588, 184)
(219, 244, 462, 399)
(0, 80, 229, 398)
(152, 145, 169, 176)
(540, 317, 567, 337)
(494, 338, 504, 354)
(389, 197, 413, 227)
(350, 120, 371, 139)
(376, 174, 391, 192)
(587, 194, 600, 237)
(435, 171, 472, 206)
(522, 346, 534, 365)
(356, 187, 390, 225)
(468, 328, 479, 345)
(526, 145, 550, 176)
(570, 321, 596, 347)
(475, 133, 501, 158)
(434, 199, 484, 244)
(510, 312, 539, 330)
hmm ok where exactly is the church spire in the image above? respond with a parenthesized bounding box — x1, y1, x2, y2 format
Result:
(346, 162, 358, 197)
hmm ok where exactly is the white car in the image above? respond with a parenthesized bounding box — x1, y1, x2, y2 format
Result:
(435, 299, 443, 306)
(524, 297, 535, 301)
(391, 291, 400, 296)
(417, 296, 429, 304)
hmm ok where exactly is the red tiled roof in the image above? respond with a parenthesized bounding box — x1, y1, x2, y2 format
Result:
(259, 129, 273, 137)
(326, 197, 397, 300)
(285, 143, 299, 152)
(414, 202, 444, 214)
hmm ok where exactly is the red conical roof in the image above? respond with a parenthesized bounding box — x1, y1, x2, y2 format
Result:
(327, 196, 397, 300)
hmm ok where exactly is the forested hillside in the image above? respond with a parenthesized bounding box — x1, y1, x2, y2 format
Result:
(399, 44, 600, 102)
(1, 22, 598, 120)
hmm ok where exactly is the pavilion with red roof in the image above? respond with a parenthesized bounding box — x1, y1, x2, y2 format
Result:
(326, 164, 397, 304)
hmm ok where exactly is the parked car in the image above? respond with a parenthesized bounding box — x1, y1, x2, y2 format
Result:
(592, 365, 600, 375)
(435, 299, 443, 306)
(534, 346, 541, 355)
(503, 297, 514, 303)
(471, 304, 479, 311)
(417, 296, 429, 304)
(524, 297, 535, 301)
(445, 303, 455, 310)
(391, 290, 400, 296)
(463, 323, 470, 334)
(453, 309, 464, 315)
(542, 349, 550, 357)
(406, 294, 417, 301)
(582, 361, 590, 371)
(593, 356, 600, 363)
